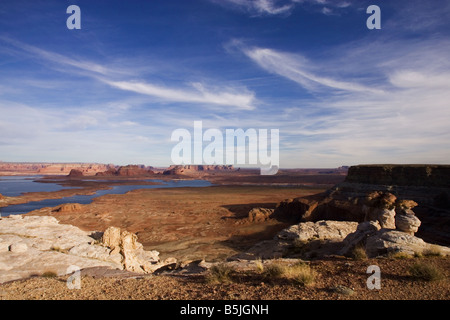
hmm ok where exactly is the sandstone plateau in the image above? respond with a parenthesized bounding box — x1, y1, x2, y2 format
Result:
(162, 165, 235, 175)
(0, 215, 176, 283)
(272, 164, 450, 245)
(0, 162, 115, 176)
(95, 165, 155, 177)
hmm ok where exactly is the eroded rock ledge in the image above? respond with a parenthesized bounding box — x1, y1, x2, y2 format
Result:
(237, 219, 450, 261)
(345, 164, 450, 187)
(0, 215, 176, 283)
(272, 165, 450, 245)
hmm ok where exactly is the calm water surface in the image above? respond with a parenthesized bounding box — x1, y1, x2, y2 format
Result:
(0, 176, 211, 216)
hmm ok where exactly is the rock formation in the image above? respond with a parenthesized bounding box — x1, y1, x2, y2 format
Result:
(277, 220, 359, 242)
(0, 193, 4, 200)
(68, 169, 84, 177)
(0, 162, 116, 176)
(339, 221, 450, 258)
(235, 220, 359, 260)
(95, 165, 154, 177)
(99, 226, 172, 273)
(53, 203, 83, 213)
(163, 165, 234, 175)
(248, 208, 274, 222)
(0, 215, 175, 283)
(345, 164, 450, 187)
(272, 164, 450, 245)
(239, 215, 449, 260)
(241, 165, 450, 260)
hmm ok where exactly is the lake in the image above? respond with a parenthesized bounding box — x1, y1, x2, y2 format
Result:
(0, 177, 212, 216)
(0, 176, 80, 197)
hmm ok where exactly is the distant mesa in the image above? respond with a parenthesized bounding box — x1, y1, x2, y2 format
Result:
(0, 162, 115, 176)
(53, 203, 83, 213)
(163, 165, 235, 175)
(345, 164, 450, 187)
(68, 169, 84, 177)
(95, 165, 155, 177)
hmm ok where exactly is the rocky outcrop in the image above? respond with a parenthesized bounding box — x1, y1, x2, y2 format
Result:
(95, 168, 117, 176)
(68, 169, 84, 177)
(272, 190, 420, 229)
(0, 163, 116, 176)
(345, 164, 450, 187)
(235, 220, 359, 260)
(248, 208, 274, 222)
(96, 165, 154, 177)
(272, 195, 322, 222)
(395, 214, 421, 235)
(53, 203, 83, 213)
(0, 215, 175, 283)
(99, 226, 174, 273)
(163, 165, 234, 175)
(272, 165, 450, 245)
(339, 221, 450, 258)
(0, 193, 4, 200)
(277, 220, 358, 242)
(240, 216, 450, 260)
(117, 165, 154, 177)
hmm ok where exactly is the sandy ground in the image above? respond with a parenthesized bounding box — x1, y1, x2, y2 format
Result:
(28, 185, 322, 261)
(1, 257, 448, 300)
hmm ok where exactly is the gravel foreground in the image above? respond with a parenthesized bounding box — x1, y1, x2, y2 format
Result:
(1, 257, 448, 300)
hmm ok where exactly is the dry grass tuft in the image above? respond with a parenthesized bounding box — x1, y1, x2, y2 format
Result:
(263, 261, 317, 287)
(409, 262, 445, 282)
(206, 263, 235, 284)
(41, 270, 58, 278)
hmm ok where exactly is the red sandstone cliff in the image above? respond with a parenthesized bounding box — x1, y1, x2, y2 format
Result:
(95, 165, 155, 177)
(0, 163, 115, 176)
(163, 165, 235, 175)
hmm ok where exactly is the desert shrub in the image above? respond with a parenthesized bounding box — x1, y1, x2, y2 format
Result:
(284, 263, 317, 286)
(351, 245, 368, 260)
(422, 245, 444, 257)
(263, 261, 317, 287)
(254, 258, 264, 274)
(388, 251, 414, 259)
(41, 270, 58, 278)
(207, 263, 235, 284)
(262, 263, 285, 279)
(409, 263, 445, 282)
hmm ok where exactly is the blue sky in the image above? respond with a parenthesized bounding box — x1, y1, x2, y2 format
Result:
(0, 0, 449, 168)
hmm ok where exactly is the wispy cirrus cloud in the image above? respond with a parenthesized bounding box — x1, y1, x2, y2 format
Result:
(104, 80, 256, 110)
(229, 34, 450, 166)
(211, 0, 294, 16)
(211, 0, 353, 16)
(238, 44, 384, 94)
(0, 36, 257, 111)
(0, 35, 117, 76)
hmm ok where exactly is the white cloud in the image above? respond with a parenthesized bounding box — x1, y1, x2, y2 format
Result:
(104, 80, 256, 110)
(0, 36, 257, 111)
(241, 46, 383, 94)
(0, 36, 115, 76)
(389, 70, 450, 89)
(232, 35, 450, 167)
(215, 0, 294, 16)
(213, 0, 353, 16)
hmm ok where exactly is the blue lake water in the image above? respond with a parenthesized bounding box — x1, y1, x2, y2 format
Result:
(0, 177, 212, 216)
(0, 176, 80, 197)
